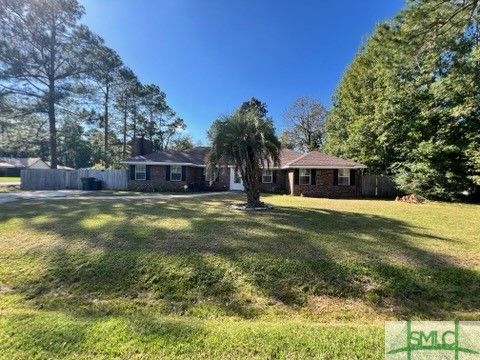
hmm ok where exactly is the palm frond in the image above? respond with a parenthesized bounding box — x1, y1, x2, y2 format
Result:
(207, 101, 281, 207)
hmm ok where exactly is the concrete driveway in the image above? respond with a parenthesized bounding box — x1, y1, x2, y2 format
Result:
(0, 190, 232, 204)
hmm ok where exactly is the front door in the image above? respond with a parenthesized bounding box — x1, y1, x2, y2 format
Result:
(229, 168, 244, 191)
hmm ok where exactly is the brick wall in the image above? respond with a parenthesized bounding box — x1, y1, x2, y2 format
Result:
(206, 167, 230, 191)
(289, 169, 359, 198)
(128, 165, 229, 192)
(258, 170, 288, 193)
(128, 165, 359, 197)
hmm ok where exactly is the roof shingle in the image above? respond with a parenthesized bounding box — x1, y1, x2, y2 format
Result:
(0, 157, 42, 168)
(125, 147, 210, 165)
(124, 147, 366, 169)
(286, 151, 366, 168)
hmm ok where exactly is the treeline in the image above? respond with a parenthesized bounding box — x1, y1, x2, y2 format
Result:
(0, 0, 192, 169)
(324, 0, 480, 199)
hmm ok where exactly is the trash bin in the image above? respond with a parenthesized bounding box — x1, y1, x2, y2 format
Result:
(94, 179, 103, 191)
(80, 177, 96, 190)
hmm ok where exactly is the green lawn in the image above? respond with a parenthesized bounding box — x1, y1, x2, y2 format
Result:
(0, 176, 20, 183)
(87, 190, 210, 196)
(0, 194, 478, 359)
(0, 185, 19, 193)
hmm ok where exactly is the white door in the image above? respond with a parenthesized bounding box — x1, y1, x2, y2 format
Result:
(229, 168, 244, 191)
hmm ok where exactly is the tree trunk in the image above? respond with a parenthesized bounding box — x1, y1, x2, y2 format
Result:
(122, 97, 128, 158)
(245, 186, 262, 208)
(133, 108, 137, 138)
(48, 21, 57, 169)
(240, 154, 263, 208)
(104, 85, 109, 166)
(48, 84, 58, 169)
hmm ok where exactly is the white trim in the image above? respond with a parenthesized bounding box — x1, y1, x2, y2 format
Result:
(123, 162, 366, 169)
(338, 168, 351, 186)
(299, 168, 311, 185)
(123, 161, 206, 167)
(229, 168, 244, 191)
(226, 164, 285, 170)
(225, 164, 366, 170)
(230, 165, 365, 169)
(282, 165, 366, 169)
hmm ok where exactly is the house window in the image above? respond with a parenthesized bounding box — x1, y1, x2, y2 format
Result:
(170, 165, 182, 181)
(135, 165, 146, 180)
(262, 169, 273, 183)
(299, 169, 311, 185)
(338, 169, 350, 186)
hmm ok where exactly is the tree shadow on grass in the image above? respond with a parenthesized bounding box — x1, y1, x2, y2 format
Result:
(1, 197, 479, 321)
(0, 310, 205, 359)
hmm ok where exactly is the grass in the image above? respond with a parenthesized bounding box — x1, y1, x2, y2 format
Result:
(88, 190, 148, 196)
(0, 194, 478, 359)
(0, 177, 20, 183)
(0, 185, 19, 193)
(87, 190, 211, 196)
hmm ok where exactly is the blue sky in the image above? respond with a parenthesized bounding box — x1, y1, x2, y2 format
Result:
(79, 0, 404, 144)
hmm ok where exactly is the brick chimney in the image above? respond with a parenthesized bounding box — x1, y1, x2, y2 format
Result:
(131, 136, 153, 156)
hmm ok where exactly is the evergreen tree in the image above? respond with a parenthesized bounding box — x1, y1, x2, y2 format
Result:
(114, 67, 141, 157)
(325, 1, 480, 199)
(86, 43, 123, 166)
(0, 0, 97, 168)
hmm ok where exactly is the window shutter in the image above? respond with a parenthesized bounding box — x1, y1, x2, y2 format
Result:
(272, 170, 277, 184)
(146, 165, 151, 180)
(333, 169, 338, 185)
(294, 169, 299, 185)
(350, 169, 356, 186)
(311, 169, 316, 185)
(215, 169, 219, 182)
(129, 165, 135, 180)
(166, 165, 171, 181)
(182, 166, 186, 181)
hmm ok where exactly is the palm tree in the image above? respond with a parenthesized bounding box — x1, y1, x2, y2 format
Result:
(208, 98, 281, 208)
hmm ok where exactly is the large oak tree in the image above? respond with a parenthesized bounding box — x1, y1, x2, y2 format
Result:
(282, 96, 327, 152)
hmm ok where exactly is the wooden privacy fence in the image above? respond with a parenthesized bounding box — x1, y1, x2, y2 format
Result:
(76, 169, 128, 190)
(360, 174, 397, 198)
(21, 169, 78, 190)
(21, 169, 128, 190)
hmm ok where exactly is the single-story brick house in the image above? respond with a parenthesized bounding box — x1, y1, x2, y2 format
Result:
(123, 141, 367, 197)
(0, 157, 50, 177)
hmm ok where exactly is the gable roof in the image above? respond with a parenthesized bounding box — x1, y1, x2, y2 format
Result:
(123, 147, 366, 169)
(45, 162, 75, 170)
(125, 147, 210, 166)
(0, 157, 45, 168)
(0, 161, 15, 168)
(285, 151, 366, 168)
(279, 148, 303, 165)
